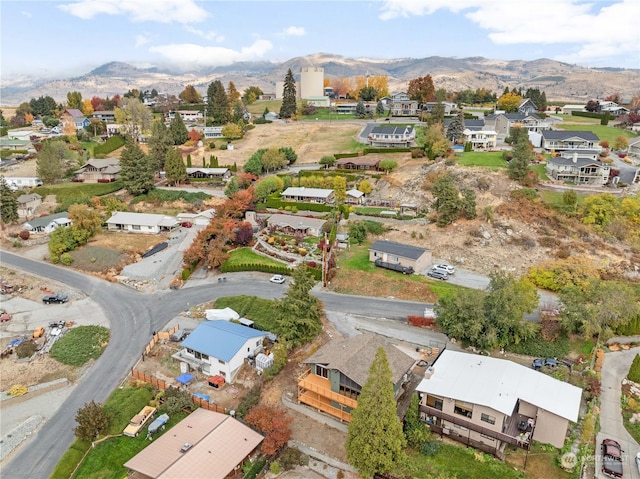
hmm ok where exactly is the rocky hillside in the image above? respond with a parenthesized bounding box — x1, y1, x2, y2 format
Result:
(2, 53, 639, 105)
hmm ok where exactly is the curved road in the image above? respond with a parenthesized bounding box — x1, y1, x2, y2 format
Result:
(0, 251, 428, 479)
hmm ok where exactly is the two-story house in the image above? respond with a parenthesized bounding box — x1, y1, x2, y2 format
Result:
(517, 98, 538, 115)
(390, 92, 419, 116)
(174, 320, 268, 383)
(168, 110, 203, 123)
(91, 111, 116, 123)
(297, 334, 415, 422)
(59, 109, 90, 132)
(417, 350, 581, 458)
(545, 152, 610, 185)
(367, 125, 416, 148)
(484, 113, 547, 138)
(16, 193, 42, 217)
(75, 158, 121, 183)
(541, 130, 600, 152)
(461, 128, 497, 150)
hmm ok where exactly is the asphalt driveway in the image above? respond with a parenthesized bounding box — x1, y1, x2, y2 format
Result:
(597, 347, 640, 478)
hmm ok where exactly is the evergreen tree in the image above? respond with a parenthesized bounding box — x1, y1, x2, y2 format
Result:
(346, 348, 406, 477)
(164, 148, 187, 186)
(279, 69, 297, 119)
(207, 80, 231, 125)
(628, 355, 640, 383)
(169, 112, 188, 145)
(274, 264, 322, 346)
(119, 140, 155, 195)
(0, 177, 18, 224)
(227, 81, 240, 105)
(427, 102, 445, 127)
(403, 394, 431, 448)
(244, 149, 265, 175)
(355, 101, 366, 119)
(432, 174, 461, 226)
(461, 188, 477, 219)
(186, 154, 192, 167)
(508, 138, 534, 181)
(376, 100, 385, 115)
(446, 111, 465, 142)
(210, 155, 219, 168)
(148, 120, 173, 171)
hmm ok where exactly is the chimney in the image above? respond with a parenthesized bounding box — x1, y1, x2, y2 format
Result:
(572, 151, 578, 163)
(424, 366, 435, 379)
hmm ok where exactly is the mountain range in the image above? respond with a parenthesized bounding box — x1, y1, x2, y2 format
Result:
(2, 53, 639, 106)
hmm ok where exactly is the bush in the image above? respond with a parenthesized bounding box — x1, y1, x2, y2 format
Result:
(279, 447, 309, 470)
(421, 440, 441, 456)
(506, 336, 570, 357)
(60, 252, 74, 265)
(16, 340, 36, 358)
(269, 462, 281, 474)
(236, 385, 261, 418)
(628, 354, 640, 383)
(93, 135, 125, 156)
(18, 230, 30, 240)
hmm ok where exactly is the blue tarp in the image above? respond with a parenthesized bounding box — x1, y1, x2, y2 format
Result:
(194, 392, 210, 402)
(176, 373, 194, 385)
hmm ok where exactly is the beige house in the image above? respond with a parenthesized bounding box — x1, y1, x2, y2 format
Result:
(186, 167, 231, 182)
(390, 92, 419, 116)
(281, 187, 334, 204)
(298, 333, 415, 422)
(485, 113, 547, 138)
(124, 408, 263, 479)
(461, 128, 497, 150)
(336, 157, 380, 170)
(266, 213, 327, 237)
(106, 212, 176, 234)
(16, 193, 42, 217)
(369, 240, 432, 273)
(368, 125, 416, 148)
(75, 158, 121, 183)
(417, 350, 581, 458)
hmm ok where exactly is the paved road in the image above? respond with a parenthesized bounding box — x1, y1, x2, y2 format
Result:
(0, 250, 429, 479)
(596, 348, 640, 479)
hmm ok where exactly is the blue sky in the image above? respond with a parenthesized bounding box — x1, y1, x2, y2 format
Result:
(1, 0, 639, 80)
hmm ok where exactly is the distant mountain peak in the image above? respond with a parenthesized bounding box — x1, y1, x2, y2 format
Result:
(87, 62, 144, 77)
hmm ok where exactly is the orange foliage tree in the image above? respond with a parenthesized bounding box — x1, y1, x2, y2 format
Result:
(245, 406, 292, 455)
(329, 76, 354, 98)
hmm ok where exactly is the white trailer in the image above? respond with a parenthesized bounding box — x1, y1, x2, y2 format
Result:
(5, 177, 43, 190)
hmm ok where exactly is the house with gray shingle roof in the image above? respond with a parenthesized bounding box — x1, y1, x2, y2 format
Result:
(541, 130, 600, 152)
(369, 240, 432, 273)
(298, 333, 416, 422)
(16, 193, 42, 217)
(75, 158, 121, 183)
(367, 125, 416, 148)
(266, 213, 326, 237)
(546, 153, 610, 185)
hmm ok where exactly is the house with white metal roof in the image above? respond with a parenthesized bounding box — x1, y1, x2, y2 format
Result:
(173, 320, 268, 383)
(281, 187, 334, 204)
(105, 212, 177, 234)
(416, 349, 582, 457)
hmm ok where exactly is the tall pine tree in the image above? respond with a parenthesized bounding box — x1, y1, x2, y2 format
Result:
(346, 347, 406, 477)
(508, 138, 534, 181)
(119, 140, 155, 195)
(148, 120, 173, 171)
(0, 177, 18, 224)
(206, 80, 230, 125)
(164, 148, 187, 186)
(169, 112, 188, 145)
(279, 69, 297, 119)
(446, 111, 465, 143)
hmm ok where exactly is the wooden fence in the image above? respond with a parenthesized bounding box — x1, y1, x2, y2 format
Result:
(130, 369, 226, 415)
(144, 324, 179, 355)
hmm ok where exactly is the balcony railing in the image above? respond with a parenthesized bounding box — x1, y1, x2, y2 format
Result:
(297, 370, 358, 409)
(420, 405, 529, 449)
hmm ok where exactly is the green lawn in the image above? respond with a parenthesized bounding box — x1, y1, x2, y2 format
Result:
(34, 180, 124, 206)
(538, 190, 587, 208)
(224, 247, 286, 269)
(50, 326, 110, 366)
(531, 164, 550, 180)
(456, 151, 507, 169)
(555, 124, 638, 144)
(214, 295, 280, 332)
(549, 114, 601, 124)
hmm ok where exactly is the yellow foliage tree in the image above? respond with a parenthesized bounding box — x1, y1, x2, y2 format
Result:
(81, 99, 94, 115)
(497, 92, 522, 113)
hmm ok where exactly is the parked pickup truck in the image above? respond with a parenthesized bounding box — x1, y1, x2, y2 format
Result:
(602, 438, 624, 478)
(123, 406, 157, 437)
(374, 259, 414, 275)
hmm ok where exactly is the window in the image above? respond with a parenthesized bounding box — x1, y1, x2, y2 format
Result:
(480, 433, 495, 442)
(426, 395, 443, 411)
(132, 225, 141, 230)
(315, 364, 328, 378)
(219, 371, 226, 377)
(454, 400, 473, 418)
(481, 413, 495, 425)
(218, 359, 226, 365)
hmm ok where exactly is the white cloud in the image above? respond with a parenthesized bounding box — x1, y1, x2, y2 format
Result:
(135, 33, 151, 48)
(58, 0, 207, 24)
(21, 10, 32, 18)
(149, 39, 273, 70)
(379, 0, 640, 65)
(279, 26, 307, 37)
(184, 25, 225, 42)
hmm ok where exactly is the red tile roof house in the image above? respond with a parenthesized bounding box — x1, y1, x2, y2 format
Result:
(417, 349, 581, 459)
(124, 408, 263, 479)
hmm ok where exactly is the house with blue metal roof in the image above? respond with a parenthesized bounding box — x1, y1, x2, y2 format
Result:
(173, 320, 267, 383)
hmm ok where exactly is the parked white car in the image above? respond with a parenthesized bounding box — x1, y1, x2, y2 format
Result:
(270, 275, 286, 284)
(432, 264, 455, 275)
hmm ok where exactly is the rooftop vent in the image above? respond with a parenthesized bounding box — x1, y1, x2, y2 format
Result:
(180, 443, 193, 453)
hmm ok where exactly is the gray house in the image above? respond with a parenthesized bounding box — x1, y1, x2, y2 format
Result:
(541, 130, 600, 152)
(369, 240, 432, 272)
(16, 193, 42, 217)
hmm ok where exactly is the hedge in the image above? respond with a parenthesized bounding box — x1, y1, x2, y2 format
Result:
(334, 152, 360, 159)
(263, 197, 333, 212)
(220, 262, 290, 274)
(298, 170, 358, 182)
(363, 147, 411, 154)
(93, 135, 125, 156)
(571, 111, 608, 120)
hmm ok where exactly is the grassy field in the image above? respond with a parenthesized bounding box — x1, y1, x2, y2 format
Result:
(456, 151, 507, 169)
(555, 124, 638, 144)
(34, 180, 124, 205)
(69, 245, 128, 272)
(213, 295, 279, 332)
(49, 326, 110, 366)
(531, 164, 550, 180)
(549, 114, 601, 124)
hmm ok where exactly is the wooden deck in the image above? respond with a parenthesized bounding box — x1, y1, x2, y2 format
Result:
(297, 370, 356, 423)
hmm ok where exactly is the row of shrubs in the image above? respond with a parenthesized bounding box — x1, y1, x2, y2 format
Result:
(263, 197, 333, 212)
(219, 262, 322, 280)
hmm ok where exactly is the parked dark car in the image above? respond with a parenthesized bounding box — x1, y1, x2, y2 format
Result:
(532, 358, 558, 370)
(170, 329, 188, 342)
(602, 438, 624, 477)
(43, 294, 68, 304)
